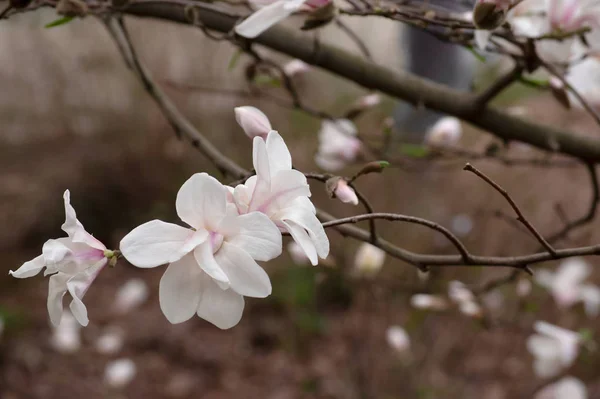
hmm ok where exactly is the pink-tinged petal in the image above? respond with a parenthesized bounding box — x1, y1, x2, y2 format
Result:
(159, 254, 204, 324)
(193, 241, 230, 284)
(250, 170, 310, 214)
(281, 220, 318, 265)
(66, 259, 107, 326)
(234, 0, 303, 39)
(47, 272, 71, 326)
(221, 212, 282, 261)
(334, 180, 359, 205)
(61, 190, 106, 250)
(10, 254, 45, 278)
(176, 173, 228, 231)
(215, 242, 272, 298)
(265, 131, 292, 175)
(249, 137, 272, 210)
(196, 275, 245, 329)
(234, 106, 272, 139)
(280, 207, 329, 259)
(120, 220, 206, 268)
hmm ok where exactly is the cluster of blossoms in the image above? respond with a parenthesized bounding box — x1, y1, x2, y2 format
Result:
(11, 107, 330, 330)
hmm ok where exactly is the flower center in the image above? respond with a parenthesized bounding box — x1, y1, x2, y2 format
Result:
(209, 232, 224, 254)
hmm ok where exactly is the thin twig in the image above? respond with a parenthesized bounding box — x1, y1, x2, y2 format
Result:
(464, 163, 557, 256)
(473, 64, 524, 107)
(334, 18, 372, 60)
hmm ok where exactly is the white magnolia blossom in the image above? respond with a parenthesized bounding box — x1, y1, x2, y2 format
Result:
(566, 56, 600, 109)
(10, 190, 109, 327)
(535, 258, 600, 317)
(235, 0, 331, 39)
(231, 130, 329, 266)
(120, 172, 282, 328)
(527, 321, 581, 378)
(354, 243, 386, 277)
(534, 376, 587, 399)
(386, 326, 411, 354)
(283, 59, 311, 77)
(234, 106, 272, 140)
(287, 241, 310, 265)
(424, 117, 462, 147)
(50, 311, 82, 354)
(516, 278, 532, 297)
(113, 278, 149, 314)
(315, 119, 362, 172)
(410, 294, 449, 310)
(105, 358, 137, 389)
(96, 327, 125, 355)
(333, 179, 359, 205)
(448, 280, 483, 318)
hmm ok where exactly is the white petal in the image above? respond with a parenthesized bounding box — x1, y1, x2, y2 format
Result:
(234, 106, 272, 139)
(215, 242, 272, 298)
(280, 207, 329, 259)
(474, 30, 492, 50)
(47, 272, 71, 326)
(41, 239, 72, 269)
(176, 173, 228, 231)
(234, 0, 302, 39)
(196, 275, 245, 329)
(536, 377, 588, 399)
(533, 357, 563, 378)
(120, 220, 206, 268)
(9, 254, 45, 278)
(580, 284, 600, 318)
(221, 212, 282, 261)
(265, 131, 292, 175)
(282, 220, 318, 265)
(66, 259, 107, 326)
(193, 241, 230, 284)
(61, 190, 105, 250)
(159, 254, 203, 324)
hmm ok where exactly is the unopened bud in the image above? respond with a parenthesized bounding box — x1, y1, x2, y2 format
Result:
(329, 179, 359, 205)
(386, 326, 411, 354)
(234, 106, 272, 139)
(301, 0, 336, 30)
(425, 117, 462, 147)
(410, 294, 449, 311)
(473, 1, 506, 30)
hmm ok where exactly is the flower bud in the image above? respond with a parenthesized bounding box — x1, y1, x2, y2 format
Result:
(234, 106, 272, 139)
(329, 179, 359, 205)
(386, 326, 411, 353)
(424, 117, 462, 147)
(354, 243, 385, 277)
(473, 1, 506, 30)
(283, 59, 311, 77)
(410, 294, 449, 310)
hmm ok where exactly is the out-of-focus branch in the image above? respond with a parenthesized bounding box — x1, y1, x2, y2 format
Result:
(474, 64, 524, 107)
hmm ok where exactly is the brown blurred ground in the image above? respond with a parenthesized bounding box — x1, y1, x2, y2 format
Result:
(0, 8, 600, 399)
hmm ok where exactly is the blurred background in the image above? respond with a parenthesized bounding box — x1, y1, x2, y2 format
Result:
(1, 7, 599, 399)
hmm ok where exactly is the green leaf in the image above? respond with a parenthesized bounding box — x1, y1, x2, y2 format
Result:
(399, 144, 429, 158)
(45, 16, 74, 28)
(227, 49, 243, 71)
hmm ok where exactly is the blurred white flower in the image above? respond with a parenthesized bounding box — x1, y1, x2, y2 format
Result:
(450, 214, 473, 237)
(287, 242, 310, 265)
(534, 376, 587, 399)
(96, 327, 125, 355)
(283, 59, 311, 77)
(113, 278, 149, 314)
(386, 326, 410, 354)
(50, 311, 81, 354)
(448, 281, 483, 318)
(354, 243, 385, 277)
(410, 294, 449, 311)
(516, 278, 532, 297)
(234, 106, 273, 140)
(527, 321, 581, 378)
(10, 190, 109, 327)
(424, 117, 462, 146)
(105, 358, 137, 389)
(459, 300, 483, 318)
(315, 119, 361, 172)
(333, 179, 359, 206)
(355, 93, 381, 109)
(535, 258, 600, 317)
(566, 56, 600, 110)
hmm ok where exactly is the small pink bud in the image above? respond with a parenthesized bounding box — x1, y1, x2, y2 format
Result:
(334, 180, 359, 205)
(234, 106, 272, 139)
(425, 117, 462, 146)
(283, 59, 311, 77)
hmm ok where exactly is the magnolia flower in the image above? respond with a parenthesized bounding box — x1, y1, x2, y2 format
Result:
(315, 119, 362, 172)
(332, 179, 359, 205)
(283, 59, 311, 77)
(354, 243, 386, 277)
(96, 327, 125, 355)
(120, 173, 282, 328)
(535, 258, 600, 317)
(566, 56, 600, 109)
(410, 294, 449, 311)
(534, 376, 587, 399)
(235, 0, 332, 39)
(517, 278, 532, 297)
(288, 241, 310, 265)
(10, 190, 109, 327)
(235, 106, 272, 140)
(527, 321, 581, 378)
(424, 117, 462, 147)
(50, 311, 81, 353)
(105, 358, 137, 389)
(231, 130, 329, 265)
(386, 326, 411, 354)
(448, 280, 483, 318)
(113, 278, 149, 314)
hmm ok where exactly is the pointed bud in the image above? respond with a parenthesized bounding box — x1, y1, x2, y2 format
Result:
(234, 106, 272, 139)
(473, 1, 506, 30)
(330, 179, 359, 205)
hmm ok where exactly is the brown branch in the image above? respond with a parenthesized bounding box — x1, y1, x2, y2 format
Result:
(464, 163, 557, 255)
(474, 64, 524, 107)
(334, 17, 372, 60)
